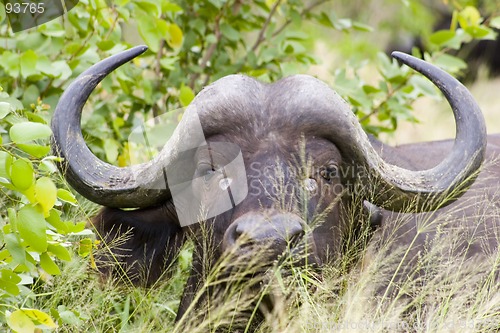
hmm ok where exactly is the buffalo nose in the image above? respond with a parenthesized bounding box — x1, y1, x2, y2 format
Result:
(223, 212, 305, 252)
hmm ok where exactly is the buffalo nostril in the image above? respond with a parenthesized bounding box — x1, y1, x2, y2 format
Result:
(234, 224, 258, 247)
(232, 213, 304, 247)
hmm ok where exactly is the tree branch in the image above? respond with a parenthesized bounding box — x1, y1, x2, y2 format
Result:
(235, 0, 328, 73)
(153, 39, 166, 118)
(358, 80, 409, 123)
(271, 0, 329, 39)
(250, 0, 283, 53)
(189, 13, 223, 89)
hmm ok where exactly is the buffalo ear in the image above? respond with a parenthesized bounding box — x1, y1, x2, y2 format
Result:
(91, 203, 184, 286)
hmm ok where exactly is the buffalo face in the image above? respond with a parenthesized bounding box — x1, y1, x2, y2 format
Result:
(206, 136, 345, 267)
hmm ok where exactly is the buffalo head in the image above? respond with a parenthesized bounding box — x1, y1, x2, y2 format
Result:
(51, 46, 486, 320)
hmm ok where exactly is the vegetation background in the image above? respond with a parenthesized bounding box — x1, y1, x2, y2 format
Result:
(0, 0, 499, 331)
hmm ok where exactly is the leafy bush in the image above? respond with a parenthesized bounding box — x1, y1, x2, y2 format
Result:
(333, 4, 499, 135)
(0, 0, 373, 164)
(0, 88, 96, 331)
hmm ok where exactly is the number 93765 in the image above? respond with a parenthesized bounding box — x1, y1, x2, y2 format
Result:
(5, 2, 45, 14)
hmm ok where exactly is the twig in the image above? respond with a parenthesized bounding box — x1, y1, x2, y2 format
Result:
(236, 0, 328, 73)
(189, 13, 223, 89)
(104, 7, 120, 41)
(250, 0, 283, 53)
(271, 0, 329, 39)
(153, 39, 166, 118)
(359, 80, 409, 123)
(40, 30, 95, 98)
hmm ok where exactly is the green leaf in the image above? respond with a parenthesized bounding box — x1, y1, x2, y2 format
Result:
(4, 233, 26, 265)
(55, 306, 83, 326)
(159, 56, 179, 70)
(458, 6, 481, 29)
(136, 13, 169, 52)
(20, 50, 38, 78)
(78, 238, 93, 257)
(17, 205, 47, 253)
(377, 52, 406, 82)
(290, 8, 301, 26)
(48, 243, 71, 261)
(36, 56, 54, 76)
(104, 138, 119, 163)
(10, 159, 34, 191)
(0, 269, 21, 296)
(16, 32, 45, 51)
(283, 40, 306, 54)
(26, 111, 47, 124)
(35, 177, 58, 215)
(0, 151, 13, 180)
(57, 189, 78, 205)
(97, 40, 115, 51)
(162, 2, 183, 13)
(46, 209, 69, 234)
(0, 51, 20, 77)
(49, 61, 72, 81)
(134, 0, 160, 17)
(179, 85, 195, 107)
(0, 92, 23, 109)
(167, 23, 183, 49)
(22, 308, 57, 328)
(8, 207, 17, 231)
(464, 25, 494, 39)
(22, 85, 39, 106)
(317, 12, 335, 28)
(220, 23, 240, 42)
(40, 158, 59, 174)
(437, 29, 467, 50)
(429, 30, 456, 46)
(208, 0, 224, 8)
(409, 75, 439, 99)
(7, 309, 35, 333)
(1, 269, 22, 284)
(352, 21, 373, 32)
(69, 221, 87, 234)
(16, 144, 51, 158)
(0, 101, 12, 119)
(0, 2, 5, 24)
(362, 84, 381, 94)
(40, 252, 61, 275)
(9, 122, 52, 143)
(433, 53, 467, 75)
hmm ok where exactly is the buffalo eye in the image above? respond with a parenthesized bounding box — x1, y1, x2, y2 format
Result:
(203, 169, 216, 182)
(319, 164, 339, 182)
(197, 164, 218, 182)
(198, 165, 232, 190)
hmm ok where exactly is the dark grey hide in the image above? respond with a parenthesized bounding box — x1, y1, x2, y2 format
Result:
(51, 46, 498, 325)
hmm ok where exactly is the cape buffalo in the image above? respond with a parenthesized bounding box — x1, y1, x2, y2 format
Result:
(51, 46, 498, 327)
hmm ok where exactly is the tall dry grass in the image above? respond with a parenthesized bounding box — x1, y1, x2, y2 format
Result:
(34, 157, 500, 332)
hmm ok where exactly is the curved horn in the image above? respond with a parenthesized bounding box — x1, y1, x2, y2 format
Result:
(51, 46, 173, 208)
(340, 52, 486, 211)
